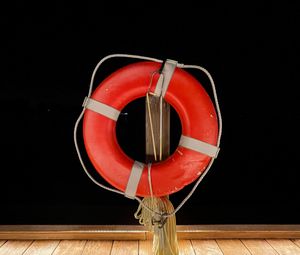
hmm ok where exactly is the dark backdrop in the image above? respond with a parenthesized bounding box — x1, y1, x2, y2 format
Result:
(1, 2, 299, 224)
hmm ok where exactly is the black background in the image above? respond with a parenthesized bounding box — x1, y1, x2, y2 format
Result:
(1, 2, 299, 224)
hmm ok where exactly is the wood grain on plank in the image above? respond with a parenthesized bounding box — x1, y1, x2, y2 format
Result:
(23, 240, 60, 255)
(242, 239, 277, 255)
(52, 240, 86, 255)
(191, 239, 223, 255)
(178, 240, 195, 255)
(110, 241, 138, 255)
(82, 240, 112, 255)
(217, 239, 251, 255)
(138, 240, 152, 255)
(267, 239, 300, 255)
(0, 240, 32, 255)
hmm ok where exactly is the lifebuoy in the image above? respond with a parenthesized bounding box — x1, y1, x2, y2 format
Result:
(82, 61, 219, 197)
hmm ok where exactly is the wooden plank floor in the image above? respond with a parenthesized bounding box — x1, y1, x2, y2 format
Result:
(1, 239, 300, 254)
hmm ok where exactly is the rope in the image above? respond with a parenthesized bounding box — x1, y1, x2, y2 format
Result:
(159, 95, 163, 161)
(135, 163, 179, 255)
(146, 93, 158, 161)
(73, 54, 223, 218)
(166, 64, 223, 216)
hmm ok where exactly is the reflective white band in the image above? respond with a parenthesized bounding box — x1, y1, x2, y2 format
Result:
(125, 161, 145, 199)
(179, 135, 220, 158)
(154, 59, 178, 97)
(83, 97, 120, 121)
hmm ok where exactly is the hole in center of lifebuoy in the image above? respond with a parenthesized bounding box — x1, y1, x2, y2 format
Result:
(116, 97, 182, 164)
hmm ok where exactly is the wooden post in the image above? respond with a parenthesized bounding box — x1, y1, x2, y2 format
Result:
(145, 95, 179, 254)
(145, 96, 170, 162)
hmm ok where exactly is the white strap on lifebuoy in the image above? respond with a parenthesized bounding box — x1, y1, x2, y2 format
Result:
(179, 135, 220, 158)
(154, 59, 177, 97)
(125, 161, 145, 199)
(83, 97, 120, 121)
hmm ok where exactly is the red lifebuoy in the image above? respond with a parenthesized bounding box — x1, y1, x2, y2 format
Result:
(83, 61, 218, 197)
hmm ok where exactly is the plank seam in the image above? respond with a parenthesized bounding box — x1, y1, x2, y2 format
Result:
(190, 239, 196, 254)
(21, 240, 34, 255)
(50, 240, 61, 255)
(108, 240, 113, 255)
(0, 241, 7, 248)
(214, 240, 225, 255)
(292, 239, 300, 249)
(265, 239, 283, 255)
(240, 239, 254, 255)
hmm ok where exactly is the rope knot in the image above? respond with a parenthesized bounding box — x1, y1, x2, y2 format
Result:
(152, 212, 168, 228)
